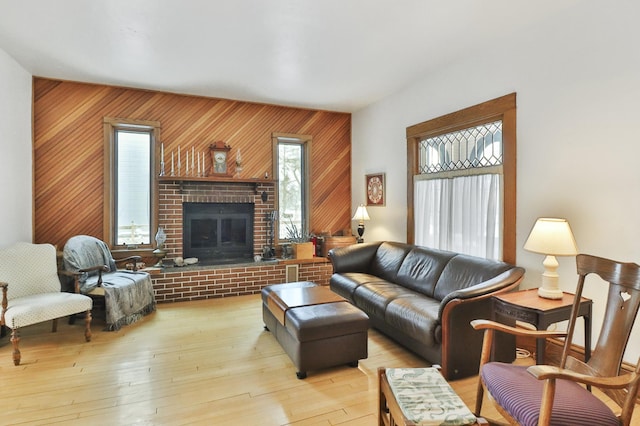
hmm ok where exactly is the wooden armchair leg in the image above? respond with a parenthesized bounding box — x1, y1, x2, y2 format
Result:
(84, 310, 92, 342)
(378, 368, 388, 426)
(474, 327, 494, 417)
(11, 328, 21, 366)
(475, 377, 485, 416)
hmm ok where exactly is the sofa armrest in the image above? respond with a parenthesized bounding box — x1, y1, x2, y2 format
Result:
(438, 269, 524, 379)
(438, 267, 525, 318)
(328, 241, 381, 273)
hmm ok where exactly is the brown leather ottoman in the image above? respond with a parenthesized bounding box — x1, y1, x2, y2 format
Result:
(262, 282, 369, 379)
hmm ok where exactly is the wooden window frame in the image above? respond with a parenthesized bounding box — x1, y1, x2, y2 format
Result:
(103, 117, 161, 254)
(406, 93, 517, 264)
(272, 132, 312, 244)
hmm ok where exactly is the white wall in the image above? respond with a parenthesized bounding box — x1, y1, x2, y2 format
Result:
(0, 48, 32, 247)
(352, 1, 640, 361)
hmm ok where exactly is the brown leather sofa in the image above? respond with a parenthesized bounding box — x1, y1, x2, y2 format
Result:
(328, 241, 524, 380)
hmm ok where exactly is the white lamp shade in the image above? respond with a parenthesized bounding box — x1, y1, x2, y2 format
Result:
(352, 205, 370, 222)
(524, 218, 578, 256)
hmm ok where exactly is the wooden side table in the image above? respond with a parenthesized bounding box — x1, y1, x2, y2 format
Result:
(493, 288, 592, 364)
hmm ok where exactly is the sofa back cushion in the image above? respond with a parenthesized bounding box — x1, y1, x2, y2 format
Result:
(433, 253, 514, 301)
(370, 242, 412, 283)
(395, 247, 456, 297)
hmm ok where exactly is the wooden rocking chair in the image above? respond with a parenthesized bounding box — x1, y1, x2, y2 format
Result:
(472, 254, 640, 425)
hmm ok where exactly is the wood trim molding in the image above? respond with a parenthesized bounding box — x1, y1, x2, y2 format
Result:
(271, 133, 313, 244)
(103, 117, 161, 249)
(406, 93, 516, 139)
(406, 93, 517, 264)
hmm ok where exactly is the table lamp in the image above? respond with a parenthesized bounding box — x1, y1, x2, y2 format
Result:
(352, 204, 370, 243)
(524, 217, 578, 299)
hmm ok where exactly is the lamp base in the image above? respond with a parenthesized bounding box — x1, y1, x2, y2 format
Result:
(153, 248, 167, 268)
(537, 254, 563, 299)
(538, 286, 563, 299)
(356, 223, 365, 244)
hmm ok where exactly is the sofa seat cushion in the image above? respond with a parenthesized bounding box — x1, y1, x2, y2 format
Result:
(385, 296, 441, 346)
(353, 282, 417, 319)
(330, 272, 384, 302)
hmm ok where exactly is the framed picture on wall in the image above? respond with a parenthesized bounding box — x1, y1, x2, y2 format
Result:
(365, 173, 385, 206)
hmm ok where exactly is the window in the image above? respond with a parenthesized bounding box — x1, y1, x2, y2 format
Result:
(104, 118, 160, 249)
(407, 93, 516, 263)
(272, 133, 312, 241)
(415, 121, 503, 259)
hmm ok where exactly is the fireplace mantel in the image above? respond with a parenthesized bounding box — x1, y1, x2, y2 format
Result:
(159, 176, 276, 184)
(159, 176, 276, 195)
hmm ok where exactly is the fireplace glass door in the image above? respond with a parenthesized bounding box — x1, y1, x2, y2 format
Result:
(183, 203, 254, 264)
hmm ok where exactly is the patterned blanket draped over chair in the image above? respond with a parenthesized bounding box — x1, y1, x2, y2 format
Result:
(63, 235, 156, 331)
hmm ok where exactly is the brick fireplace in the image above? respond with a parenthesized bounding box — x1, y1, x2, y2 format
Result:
(152, 179, 332, 303)
(158, 179, 275, 263)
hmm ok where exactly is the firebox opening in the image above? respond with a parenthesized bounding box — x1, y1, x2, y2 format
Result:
(183, 202, 254, 265)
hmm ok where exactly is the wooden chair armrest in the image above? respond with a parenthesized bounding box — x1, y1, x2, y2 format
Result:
(528, 365, 638, 389)
(114, 256, 142, 270)
(115, 255, 142, 264)
(74, 265, 108, 290)
(471, 319, 568, 339)
(79, 265, 109, 274)
(57, 270, 83, 293)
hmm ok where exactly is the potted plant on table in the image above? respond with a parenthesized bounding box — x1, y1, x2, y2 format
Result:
(285, 223, 314, 259)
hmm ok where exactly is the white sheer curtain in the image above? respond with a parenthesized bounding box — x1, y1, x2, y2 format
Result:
(415, 173, 501, 260)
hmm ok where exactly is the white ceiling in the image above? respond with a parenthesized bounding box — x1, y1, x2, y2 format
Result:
(0, 1, 574, 112)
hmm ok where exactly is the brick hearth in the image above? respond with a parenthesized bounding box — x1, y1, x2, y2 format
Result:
(152, 259, 332, 303)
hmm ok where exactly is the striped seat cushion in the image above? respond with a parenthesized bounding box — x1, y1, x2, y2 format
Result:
(481, 363, 619, 426)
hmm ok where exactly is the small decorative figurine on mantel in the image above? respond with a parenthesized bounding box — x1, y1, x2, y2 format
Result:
(209, 141, 232, 176)
(235, 148, 243, 177)
(153, 227, 167, 267)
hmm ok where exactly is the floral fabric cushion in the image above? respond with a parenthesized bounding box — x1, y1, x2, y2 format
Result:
(386, 367, 477, 425)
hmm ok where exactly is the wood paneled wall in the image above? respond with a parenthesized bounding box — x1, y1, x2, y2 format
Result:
(33, 78, 352, 249)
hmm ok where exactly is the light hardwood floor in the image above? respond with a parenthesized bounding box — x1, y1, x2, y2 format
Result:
(0, 295, 634, 425)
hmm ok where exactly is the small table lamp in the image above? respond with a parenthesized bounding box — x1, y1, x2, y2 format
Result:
(524, 217, 578, 299)
(352, 204, 371, 243)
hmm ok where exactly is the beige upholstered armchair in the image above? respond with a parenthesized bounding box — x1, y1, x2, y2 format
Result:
(63, 235, 156, 331)
(0, 242, 92, 366)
